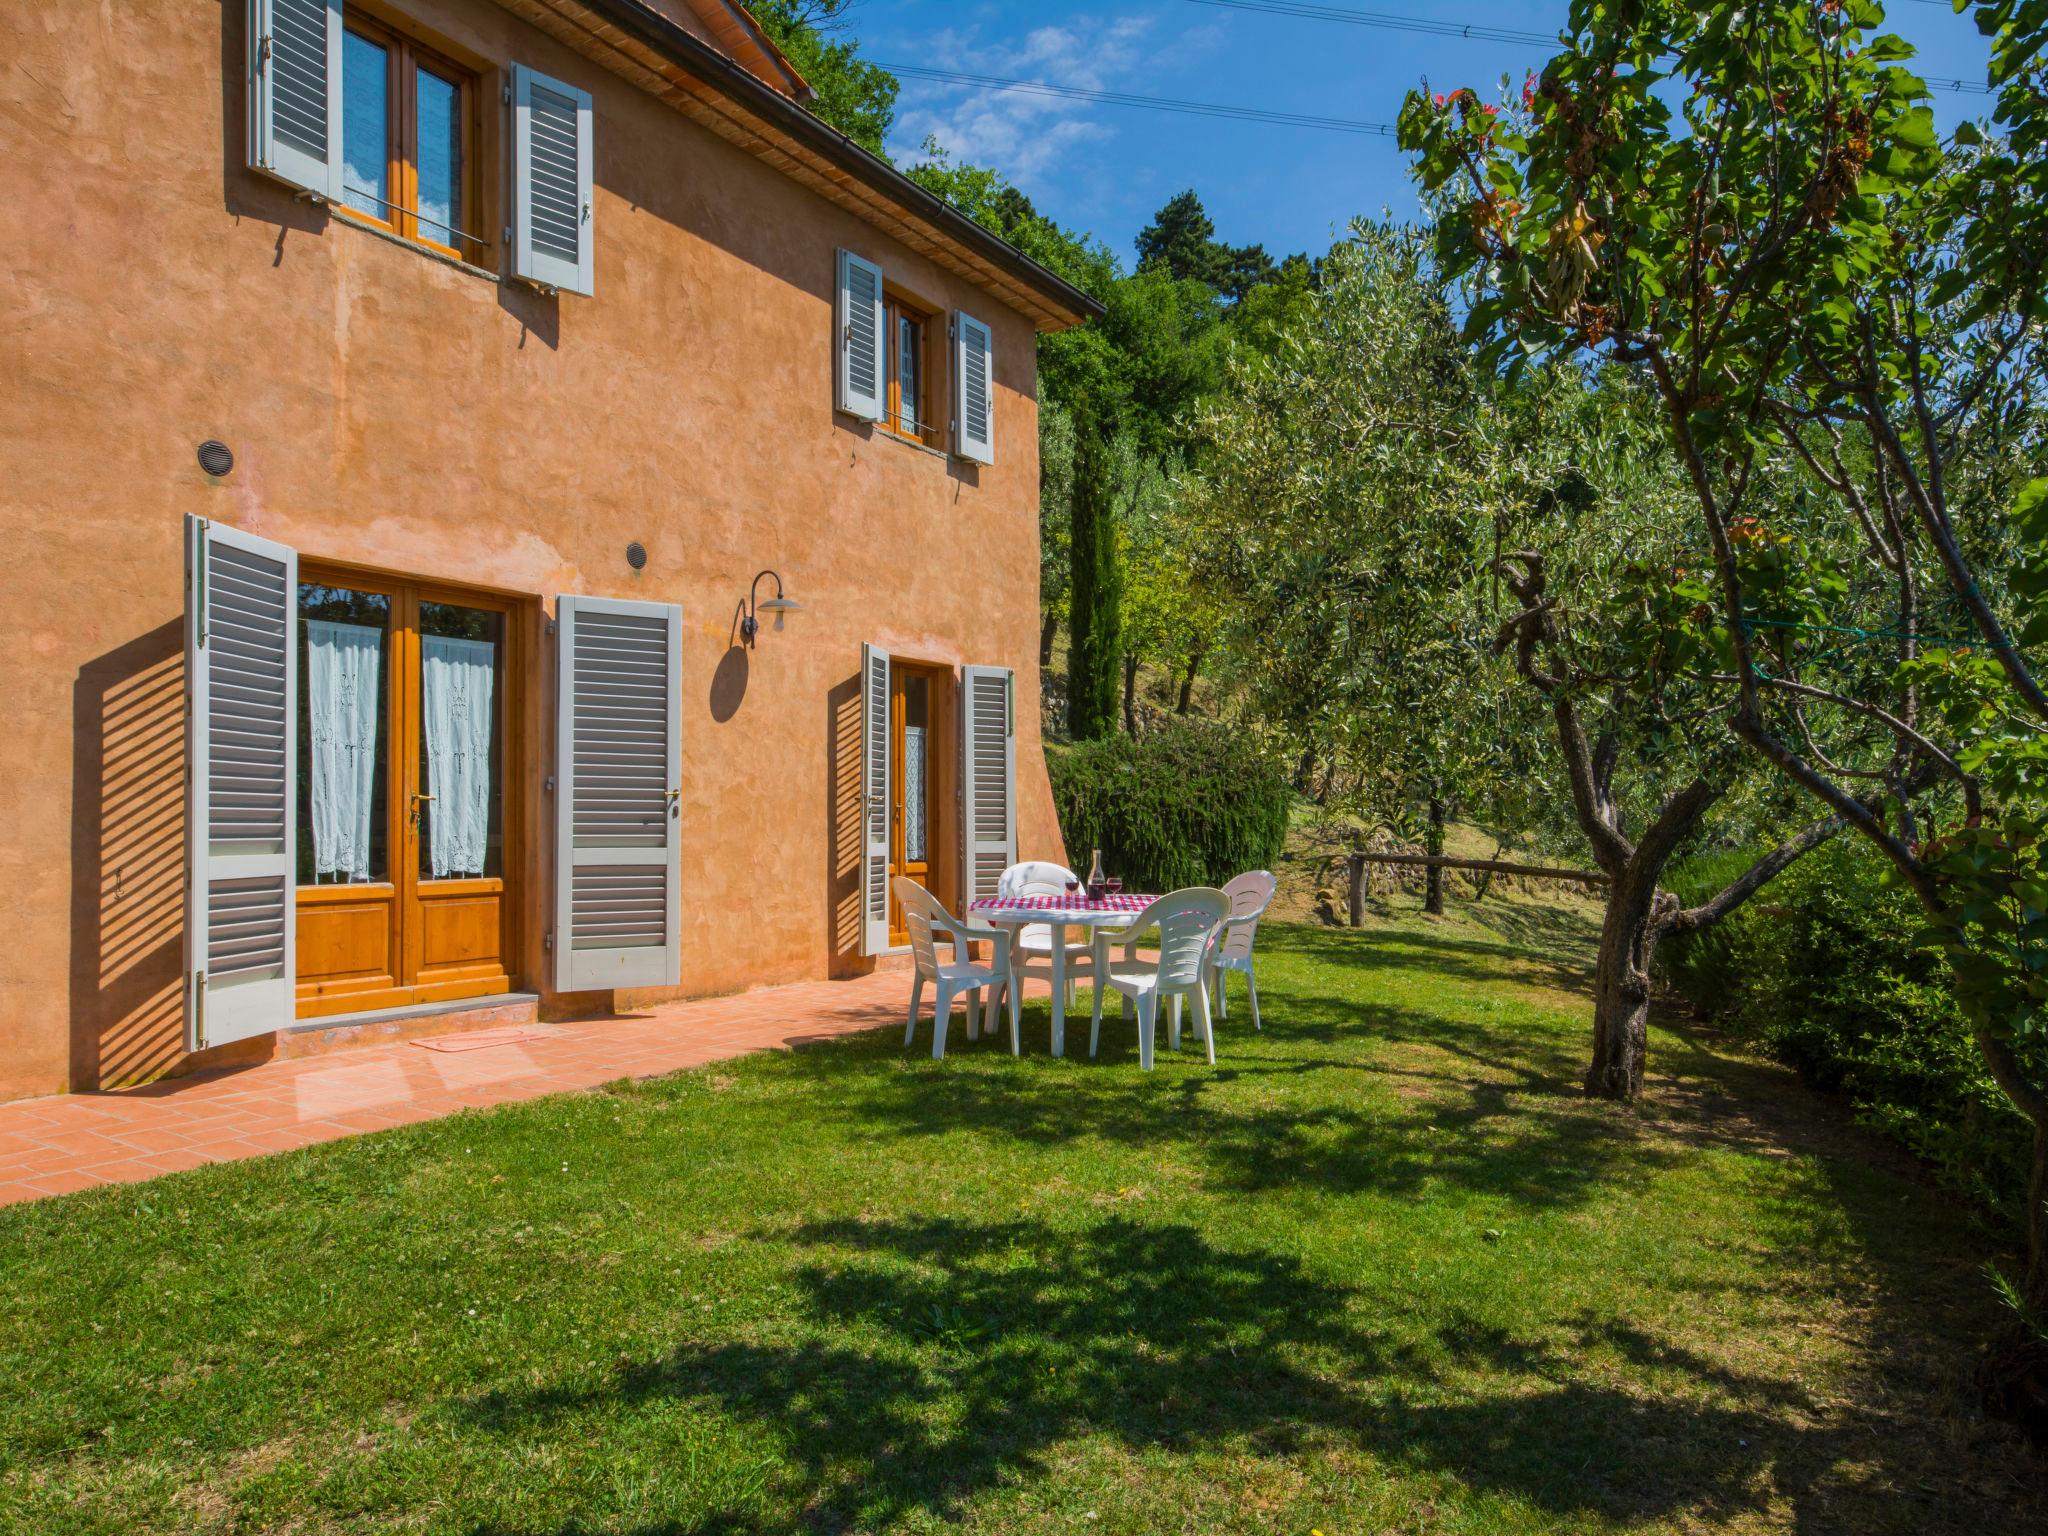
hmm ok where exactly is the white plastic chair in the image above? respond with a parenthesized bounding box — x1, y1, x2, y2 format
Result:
(1209, 870, 1277, 1029)
(997, 860, 1096, 1005)
(896, 877, 1015, 1059)
(1090, 888, 1229, 1070)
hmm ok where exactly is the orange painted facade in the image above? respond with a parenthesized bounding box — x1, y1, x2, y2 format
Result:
(0, 0, 1084, 1100)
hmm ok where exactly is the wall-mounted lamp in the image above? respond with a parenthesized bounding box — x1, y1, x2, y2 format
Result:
(736, 569, 801, 647)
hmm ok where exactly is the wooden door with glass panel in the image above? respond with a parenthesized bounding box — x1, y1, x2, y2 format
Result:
(886, 662, 955, 945)
(294, 570, 517, 1017)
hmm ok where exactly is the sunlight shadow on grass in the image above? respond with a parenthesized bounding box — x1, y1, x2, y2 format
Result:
(448, 1213, 1937, 1534)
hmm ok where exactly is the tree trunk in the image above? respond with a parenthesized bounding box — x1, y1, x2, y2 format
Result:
(1176, 648, 1203, 714)
(1471, 842, 1505, 903)
(1122, 653, 1139, 736)
(1348, 850, 1366, 927)
(1423, 798, 1447, 916)
(1039, 610, 1058, 668)
(1978, 1117, 2048, 1443)
(1586, 865, 1666, 1100)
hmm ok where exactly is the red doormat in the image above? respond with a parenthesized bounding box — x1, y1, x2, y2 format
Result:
(411, 1026, 563, 1053)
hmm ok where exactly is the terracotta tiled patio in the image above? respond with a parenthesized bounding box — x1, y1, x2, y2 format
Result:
(0, 972, 944, 1207)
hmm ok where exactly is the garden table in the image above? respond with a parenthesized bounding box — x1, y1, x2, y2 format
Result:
(967, 892, 1157, 1057)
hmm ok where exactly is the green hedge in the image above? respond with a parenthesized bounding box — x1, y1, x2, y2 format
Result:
(1659, 839, 2031, 1222)
(1048, 721, 1291, 895)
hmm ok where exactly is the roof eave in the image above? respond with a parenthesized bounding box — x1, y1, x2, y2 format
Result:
(565, 0, 1103, 330)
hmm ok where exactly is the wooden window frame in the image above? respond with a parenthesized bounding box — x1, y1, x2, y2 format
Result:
(882, 288, 938, 450)
(335, 8, 481, 263)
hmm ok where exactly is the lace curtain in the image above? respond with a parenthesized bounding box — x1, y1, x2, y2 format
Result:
(904, 724, 927, 864)
(423, 634, 495, 878)
(306, 619, 381, 881)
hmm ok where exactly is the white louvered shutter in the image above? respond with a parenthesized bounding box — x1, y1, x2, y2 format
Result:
(954, 312, 995, 464)
(513, 64, 594, 296)
(836, 250, 886, 422)
(859, 643, 892, 956)
(185, 515, 298, 1051)
(556, 597, 682, 991)
(960, 666, 1016, 903)
(247, 0, 343, 199)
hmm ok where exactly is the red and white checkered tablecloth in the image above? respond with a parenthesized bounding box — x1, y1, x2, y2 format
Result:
(969, 893, 1155, 915)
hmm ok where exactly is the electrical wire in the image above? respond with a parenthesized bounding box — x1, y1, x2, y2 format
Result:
(1184, 0, 1552, 47)
(876, 62, 1398, 135)
(1179, 0, 1995, 96)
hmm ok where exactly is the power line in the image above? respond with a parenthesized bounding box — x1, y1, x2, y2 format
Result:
(1186, 0, 1551, 47)
(1181, 0, 1994, 96)
(877, 62, 1398, 136)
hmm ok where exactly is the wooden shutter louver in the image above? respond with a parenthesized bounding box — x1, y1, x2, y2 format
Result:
(247, 0, 343, 199)
(555, 596, 681, 991)
(185, 515, 299, 1051)
(860, 643, 891, 955)
(954, 312, 995, 464)
(837, 250, 885, 421)
(513, 64, 594, 296)
(960, 666, 1016, 904)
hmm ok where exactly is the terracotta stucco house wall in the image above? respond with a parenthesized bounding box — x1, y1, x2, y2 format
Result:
(0, 0, 1093, 1101)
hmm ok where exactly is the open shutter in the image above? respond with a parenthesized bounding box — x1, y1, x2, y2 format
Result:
(859, 643, 892, 955)
(954, 311, 995, 464)
(836, 250, 886, 422)
(960, 666, 1016, 904)
(556, 597, 682, 991)
(185, 515, 298, 1051)
(512, 64, 594, 296)
(247, 0, 343, 199)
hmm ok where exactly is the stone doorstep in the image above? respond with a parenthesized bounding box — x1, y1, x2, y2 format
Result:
(178, 994, 544, 1077)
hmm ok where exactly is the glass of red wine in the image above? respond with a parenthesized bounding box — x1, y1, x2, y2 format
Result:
(1064, 878, 1080, 897)
(1106, 877, 1124, 896)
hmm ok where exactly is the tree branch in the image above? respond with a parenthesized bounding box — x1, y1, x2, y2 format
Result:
(1669, 813, 1843, 934)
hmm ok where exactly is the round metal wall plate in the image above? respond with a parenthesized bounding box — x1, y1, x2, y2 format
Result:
(196, 440, 234, 477)
(626, 541, 648, 570)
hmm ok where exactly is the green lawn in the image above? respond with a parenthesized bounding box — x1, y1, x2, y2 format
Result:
(3, 901, 2041, 1534)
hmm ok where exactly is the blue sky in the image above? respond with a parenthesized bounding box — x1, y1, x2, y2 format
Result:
(846, 0, 1997, 265)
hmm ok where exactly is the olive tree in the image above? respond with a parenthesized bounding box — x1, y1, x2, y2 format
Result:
(1192, 225, 1840, 1060)
(1402, 0, 2048, 1425)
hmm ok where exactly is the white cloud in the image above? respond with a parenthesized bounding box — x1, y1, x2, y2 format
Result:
(885, 11, 1208, 192)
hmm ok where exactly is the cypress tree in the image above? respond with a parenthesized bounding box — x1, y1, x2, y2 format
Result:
(1067, 427, 1123, 740)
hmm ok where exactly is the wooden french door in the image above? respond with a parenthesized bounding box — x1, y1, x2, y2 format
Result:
(885, 661, 953, 945)
(293, 567, 520, 1017)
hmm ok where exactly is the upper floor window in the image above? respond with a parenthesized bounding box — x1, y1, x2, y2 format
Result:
(884, 291, 935, 448)
(835, 249, 995, 464)
(339, 11, 478, 262)
(250, 0, 591, 290)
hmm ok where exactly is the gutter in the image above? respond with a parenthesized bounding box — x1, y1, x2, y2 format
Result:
(578, 0, 1105, 325)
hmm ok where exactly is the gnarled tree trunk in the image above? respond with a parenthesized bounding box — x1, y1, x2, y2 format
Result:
(1586, 865, 1670, 1099)
(1973, 1069, 2048, 1442)
(1176, 648, 1203, 714)
(1423, 798, 1447, 916)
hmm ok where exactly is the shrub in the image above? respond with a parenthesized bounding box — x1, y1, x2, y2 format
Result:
(1048, 720, 1291, 894)
(1660, 839, 2032, 1222)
